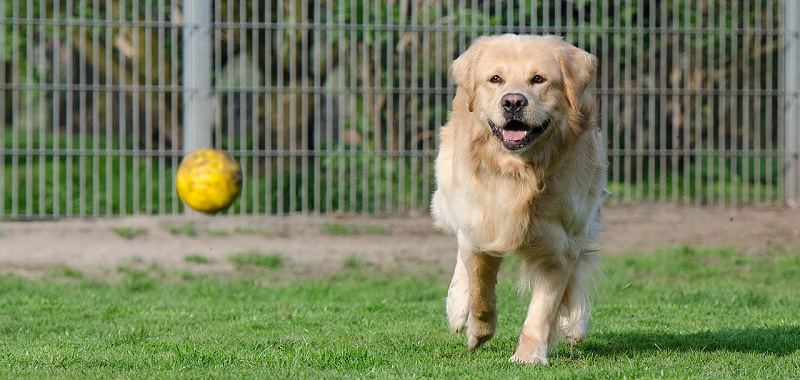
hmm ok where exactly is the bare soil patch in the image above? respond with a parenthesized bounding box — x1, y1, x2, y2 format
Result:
(1, 205, 798, 279)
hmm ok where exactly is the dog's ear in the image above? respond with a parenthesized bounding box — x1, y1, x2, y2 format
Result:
(558, 42, 598, 114)
(449, 37, 488, 112)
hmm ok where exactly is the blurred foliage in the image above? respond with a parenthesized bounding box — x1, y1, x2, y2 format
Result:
(0, 1, 792, 214)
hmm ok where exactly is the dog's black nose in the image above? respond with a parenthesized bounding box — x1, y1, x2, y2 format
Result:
(501, 93, 528, 113)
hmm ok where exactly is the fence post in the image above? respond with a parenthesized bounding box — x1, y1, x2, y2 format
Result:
(786, 0, 800, 208)
(183, 0, 213, 154)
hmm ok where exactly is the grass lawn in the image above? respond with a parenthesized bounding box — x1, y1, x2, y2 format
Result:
(1, 246, 799, 378)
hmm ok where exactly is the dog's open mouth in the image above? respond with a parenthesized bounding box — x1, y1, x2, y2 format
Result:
(489, 119, 550, 151)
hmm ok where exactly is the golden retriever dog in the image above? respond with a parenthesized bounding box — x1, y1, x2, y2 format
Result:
(431, 34, 607, 365)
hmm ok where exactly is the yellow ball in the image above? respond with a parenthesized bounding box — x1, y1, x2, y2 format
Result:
(176, 149, 242, 214)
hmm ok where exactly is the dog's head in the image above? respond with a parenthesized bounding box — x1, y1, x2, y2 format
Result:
(449, 34, 597, 154)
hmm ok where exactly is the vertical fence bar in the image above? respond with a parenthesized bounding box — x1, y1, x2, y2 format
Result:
(359, 1, 369, 213)
(635, 0, 644, 202)
(681, 0, 691, 204)
(0, 1, 6, 217)
(183, 0, 213, 156)
(407, 3, 418, 212)
(385, 3, 395, 214)
(669, 1, 679, 203)
(104, 0, 114, 215)
(24, 0, 33, 216)
(741, 0, 751, 205)
(623, 0, 633, 203)
(299, 1, 309, 214)
(323, 1, 334, 214)
(289, 3, 298, 213)
(302, 1, 311, 214)
(647, 0, 656, 202)
(706, 0, 715, 204)
(371, 1, 381, 214)
(38, 0, 48, 217)
(10, 0, 20, 217)
(91, 0, 100, 216)
(225, 2, 235, 212)
(144, 0, 153, 214)
(344, 2, 353, 213)
(612, 0, 623, 202)
(251, 1, 261, 215)
(753, 1, 763, 204)
(312, 1, 321, 215)
(717, 1, 727, 204)
(77, 2, 87, 216)
(65, 0, 74, 216)
(765, 0, 776, 203)
(131, 1, 140, 214)
(693, 1, 703, 205)
(156, 0, 166, 215)
(785, 0, 800, 207)
(729, 2, 739, 207)
(600, 0, 613, 203)
(264, 0, 274, 214)
(276, 3, 286, 214)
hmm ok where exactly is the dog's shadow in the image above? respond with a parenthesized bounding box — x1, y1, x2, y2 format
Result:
(581, 326, 799, 357)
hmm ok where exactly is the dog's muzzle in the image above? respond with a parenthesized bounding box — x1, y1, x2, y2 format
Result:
(489, 93, 549, 151)
(489, 119, 550, 151)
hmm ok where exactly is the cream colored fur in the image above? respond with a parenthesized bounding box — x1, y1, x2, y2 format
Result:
(431, 34, 607, 365)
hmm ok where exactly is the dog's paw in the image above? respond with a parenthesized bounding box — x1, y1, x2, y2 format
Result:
(467, 330, 494, 351)
(448, 313, 467, 334)
(564, 332, 586, 346)
(446, 297, 469, 333)
(509, 353, 549, 365)
(466, 313, 496, 351)
(559, 314, 588, 346)
(562, 324, 587, 346)
(446, 279, 470, 333)
(467, 329, 494, 351)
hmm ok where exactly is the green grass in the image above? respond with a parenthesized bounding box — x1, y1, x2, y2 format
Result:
(321, 223, 391, 236)
(184, 254, 215, 264)
(166, 223, 198, 237)
(227, 251, 284, 269)
(343, 254, 364, 269)
(320, 223, 357, 236)
(364, 225, 390, 235)
(0, 246, 798, 378)
(206, 229, 231, 237)
(232, 226, 273, 236)
(111, 227, 148, 240)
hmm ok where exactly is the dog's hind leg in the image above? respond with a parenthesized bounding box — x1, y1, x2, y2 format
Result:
(510, 256, 573, 365)
(558, 252, 598, 345)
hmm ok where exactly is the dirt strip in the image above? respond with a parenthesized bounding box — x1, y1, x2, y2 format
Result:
(1, 205, 798, 278)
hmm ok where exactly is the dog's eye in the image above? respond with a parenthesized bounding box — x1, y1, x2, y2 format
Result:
(489, 75, 503, 84)
(531, 75, 545, 84)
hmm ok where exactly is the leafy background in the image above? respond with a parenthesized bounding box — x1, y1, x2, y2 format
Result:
(1, 0, 790, 216)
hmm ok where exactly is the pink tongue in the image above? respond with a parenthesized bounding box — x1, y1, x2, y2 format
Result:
(502, 129, 527, 141)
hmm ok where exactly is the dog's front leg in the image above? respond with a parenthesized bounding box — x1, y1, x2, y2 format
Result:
(459, 248, 503, 351)
(510, 259, 573, 365)
(446, 248, 470, 333)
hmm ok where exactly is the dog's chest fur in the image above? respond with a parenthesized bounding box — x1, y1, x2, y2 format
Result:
(433, 125, 603, 256)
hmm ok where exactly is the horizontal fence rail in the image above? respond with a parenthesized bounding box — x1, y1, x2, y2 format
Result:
(1, 0, 798, 219)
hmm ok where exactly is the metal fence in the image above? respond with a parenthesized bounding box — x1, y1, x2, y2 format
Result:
(2, 0, 799, 219)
